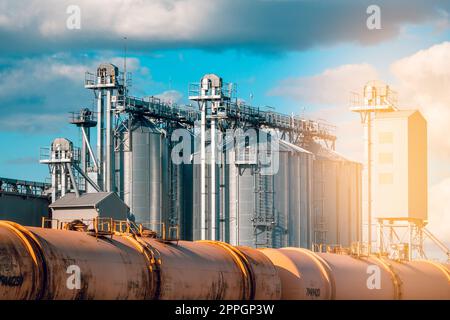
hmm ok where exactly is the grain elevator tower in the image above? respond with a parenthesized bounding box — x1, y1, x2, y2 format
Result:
(351, 81, 449, 261)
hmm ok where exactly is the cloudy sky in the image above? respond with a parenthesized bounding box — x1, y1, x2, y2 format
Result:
(0, 0, 449, 251)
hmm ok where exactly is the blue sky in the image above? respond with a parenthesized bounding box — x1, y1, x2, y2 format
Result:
(0, 0, 449, 182)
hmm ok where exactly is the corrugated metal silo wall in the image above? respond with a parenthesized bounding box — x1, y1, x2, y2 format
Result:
(181, 163, 193, 240)
(228, 163, 256, 247)
(161, 137, 170, 236)
(287, 152, 314, 248)
(273, 149, 314, 249)
(273, 151, 289, 248)
(312, 157, 362, 247)
(115, 119, 171, 236)
(0, 192, 50, 226)
(192, 143, 314, 249)
(114, 119, 192, 240)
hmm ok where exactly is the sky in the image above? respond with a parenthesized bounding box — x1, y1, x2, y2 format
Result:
(0, 0, 449, 253)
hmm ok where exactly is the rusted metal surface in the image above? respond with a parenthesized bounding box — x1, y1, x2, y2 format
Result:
(0, 221, 448, 300)
(144, 239, 262, 300)
(0, 222, 153, 300)
(237, 246, 282, 300)
(0, 222, 44, 299)
(260, 248, 333, 300)
(29, 227, 153, 300)
(0, 222, 281, 300)
(383, 258, 450, 300)
(260, 247, 450, 300)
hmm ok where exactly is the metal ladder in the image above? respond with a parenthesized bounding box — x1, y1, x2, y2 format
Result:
(253, 170, 275, 248)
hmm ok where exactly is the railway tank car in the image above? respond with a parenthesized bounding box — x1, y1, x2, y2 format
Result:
(0, 220, 448, 300)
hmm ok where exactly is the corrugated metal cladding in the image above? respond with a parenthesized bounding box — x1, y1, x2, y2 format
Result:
(310, 142, 362, 248)
(115, 117, 192, 239)
(112, 118, 361, 248)
(192, 138, 362, 249)
(193, 138, 315, 249)
(0, 192, 50, 226)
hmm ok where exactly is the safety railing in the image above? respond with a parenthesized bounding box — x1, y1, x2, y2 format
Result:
(41, 216, 180, 242)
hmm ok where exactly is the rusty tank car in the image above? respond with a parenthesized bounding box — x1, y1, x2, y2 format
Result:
(0, 220, 448, 300)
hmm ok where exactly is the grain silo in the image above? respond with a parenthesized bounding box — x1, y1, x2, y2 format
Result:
(116, 117, 170, 233)
(193, 136, 314, 249)
(310, 143, 362, 248)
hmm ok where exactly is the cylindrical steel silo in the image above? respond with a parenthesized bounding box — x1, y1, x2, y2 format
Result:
(228, 139, 314, 248)
(310, 143, 362, 247)
(228, 163, 256, 247)
(272, 144, 289, 248)
(283, 141, 313, 248)
(120, 118, 168, 232)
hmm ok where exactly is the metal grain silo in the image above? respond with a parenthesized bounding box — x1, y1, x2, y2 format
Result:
(119, 118, 169, 232)
(272, 146, 290, 248)
(192, 135, 314, 248)
(228, 139, 313, 248)
(284, 141, 314, 249)
(272, 141, 313, 248)
(228, 163, 257, 247)
(310, 143, 362, 248)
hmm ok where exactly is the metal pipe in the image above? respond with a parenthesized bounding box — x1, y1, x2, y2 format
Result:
(61, 163, 66, 198)
(81, 126, 98, 171)
(96, 89, 104, 190)
(51, 166, 56, 203)
(73, 163, 101, 192)
(365, 112, 372, 254)
(81, 130, 87, 177)
(105, 89, 114, 192)
(210, 115, 217, 240)
(65, 163, 80, 198)
(200, 101, 207, 240)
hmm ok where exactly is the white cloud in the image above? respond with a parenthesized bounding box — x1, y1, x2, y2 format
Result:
(0, 54, 152, 132)
(389, 41, 450, 247)
(391, 41, 450, 161)
(268, 42, 450, 247)
(154, 90, 183, 104)
(269, 63, 378, 106)
(269, 63, 378, 162)
(427, 177, 450, 249)
(0, 113, 68, 133)
(0, 0, 448, 54)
